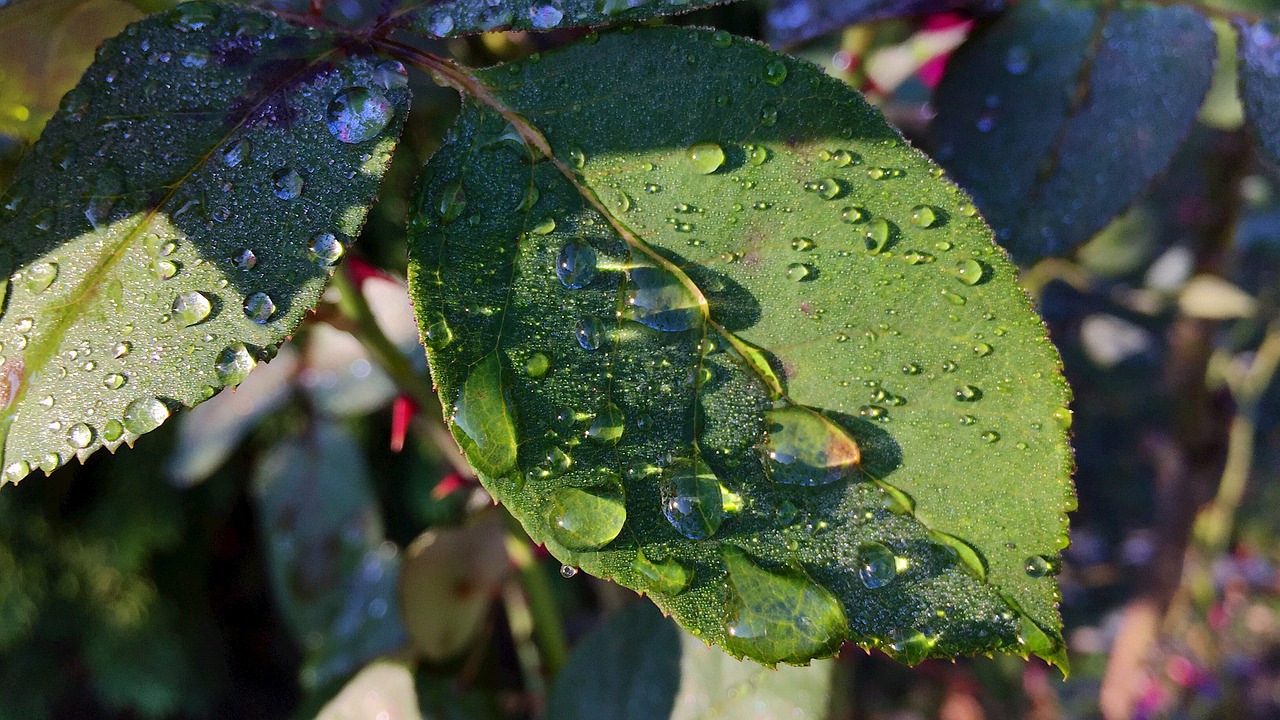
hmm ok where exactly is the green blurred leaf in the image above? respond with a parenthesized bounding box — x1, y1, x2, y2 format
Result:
(549, 600, 835, 719)
(0, 0, 145, 142)
(0, 2, 410, 484)
(393, 0, 731, 38)
(407, 28, 1073, 667)
(932, 0, 1215, 262)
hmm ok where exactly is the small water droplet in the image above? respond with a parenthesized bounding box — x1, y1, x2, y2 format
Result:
(791, 237, 815, 251)
(171, 291, 211, 325)
(686, 142, 725, 174)
(1024, 554, 1059, 577)
(154, 259, 178, 280)
(886, 627, 937, 665)
(711, 30, 732, 47)
(25, 262, 58, 293)
(221, 137, 251, 167)
(3, 461, 30, 483)
(864, 218, 890, 253)
(271, 167, 303, 199)
(940, 288, 966, 305)
(1052, 406, 1072, 428)
(423, 312, 453, 350)
(559, 564, 577, 578)
(763, 60, 788, 86)
(123, 397, 169, 435)
(831, 149, 856, 167)
(453, 353, 518, 477)
(746, 144, 769, 166)
(910, 205, 937, 228)
(973, 342, 993, 357)
(439, 181, 466, 223)
(952, 259, 985, 286)
(103, 373, 126, 389)
(841, 206, 867, 224)
(528, 4, 563, 29)
(816, 178, 841, 200)
(308, 232, 345, 266)
(232, 248, 257, 270)
(327, 87, 393, 144)
(215, 342, 257, 386)
(586, 402, 625, 445)
(660, 457, 724, 539)
(902, 363, 921, 375)
(759, 104, 778, 126)
(980, 430, 1000, 443)
(858, 541, 899, 588)
(786, 263, 812, 282)
(575, 316, 605, 350)
(66, 423, 93, 449)
(556, 241, 598, 289)
(955, 385, 982, 402)
(243, 292, 276, 323)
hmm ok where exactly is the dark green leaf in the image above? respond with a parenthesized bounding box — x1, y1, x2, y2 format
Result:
(407, 28, 1073, 667)
(0, 2, 410, 484)
(1237, 19, 1280, 167)
(393, 0, 732, 38)
(932, 0, 1215, 262)
(766, 0, 1003, 47)
(549, 601, 834, 719)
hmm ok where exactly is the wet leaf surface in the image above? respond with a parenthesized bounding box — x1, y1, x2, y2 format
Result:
(394, 0, 731, 38)
(548, 600, 835, 719)
(0, 2, 410, 483)
(932, 0, 1215, 262)
(408, 28, 1073, 666)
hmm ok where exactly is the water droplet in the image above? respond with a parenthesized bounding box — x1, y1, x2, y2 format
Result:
(973, 342, 993, 357)
(791, 237, 815, 251)
(171, 291, 211, 325)
(102, 419, 123, 443)
(371, 59, 409, 90)
(634, 549, 692, 595)
(612, 190, 632, 212)
(426, 11, 454, 35)
(952, 259, 985, 286)
(841, 206, 867, 224)
(559, 564, 577, 578)
(980, 431, 1000, 443)
(955, 385, 982, 402)
(762, 406, 860, 486)
(271, 167, 303, 199)
(886, 627, 936, 665)
(722, 547, 846, 664)
(66, 423, 93, 449)
(858, 541, 899, 588)
(3, 461, 29, 483)
(567, 146, 586, 170)
(586, 402, 624, 445)
(423, 311, 453, 350)
(1025, 554, 1059, 578)
(221, 137, 251, 167)
(575, 316, 605, 350)
(243, 292, 276, 323)
(786, 263, 812, 282)
(643, 183, 661, 194)
(686, 142, 725, 174)
(215, 342, 257, 386)
(910, 205, 937, 228)
(439, 181, 466, 224)
(123, 397, 169, 435)
(528, 4, 563, 28)
(660, 457, 724, 539)
(1052, 406, 1072, 428)
(902, 363, 921, 375)
(26, 262, 58, 293)
(544, 482, 626, 551)
(831, 149, 856, 167)
(940, 288, 966, 305)
(556, 241, 597, 289)
(327, 87, 393, 144)
(453, 353, 518, 477)
(958, 202, 977, 217)
(153, 259, 178, 281)
(859, 405, 887, 420)
(525, 352, 551, 378)
(759, 104, 778, 126)
(628, 265, 700, 331)
(231, 248, 257, 270)
(809, 178, 839, 200)
(864, 218, 890, 253)
(746, 144, 769, 166)
(308, 232, 345, 266)
(711, 30, 732, 47)
(763, 60, 788, 86)
(103, 373, 126, 389)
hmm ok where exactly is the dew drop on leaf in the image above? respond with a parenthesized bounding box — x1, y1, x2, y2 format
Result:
(556, 241, 598, 289)
(816, 178, 841, 200)
(243, 292, 276, 323)
(452, 353, 518, 477)
(586, 402, 625, 445)
(763, 60, 788, 86)
(221, 137, 251, 167)
(307, 232, 345, 266)
(66, 423, 93, 449)
(628, 265, 700, 331)
(171, 291, 212, 326)
(785, 263, 812, 282)
(955, 385, 982, 402)
(721, 546, 846, 663)
(686, 142, 725, 174)
(102, 420, 123, 443)
(864, 218, 890, 253)
(525, 352, 551, 378)
(214, 342, 257, 386)
(528, 5, 564, 30)
(123, 397, 169, 435)
(326, 87, 393, 144)
(634, 549, 692, 595)
(1024, 554, 1059, 577)
(575, 316, 604, 350)
(909, 205, 937, 228)
(761, 406, 860, 486)
(543, 483, 626, 550)
(857, 541, 899, 588)
(271, 167, 303, 200)
(660, 457, 725, 539)
(25, 262, 58, 293)
(102, 373, 125, 390)
(952, 259, 985, 286)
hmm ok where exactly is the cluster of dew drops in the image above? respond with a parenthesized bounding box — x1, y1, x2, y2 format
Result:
(0, 5, 407, 481)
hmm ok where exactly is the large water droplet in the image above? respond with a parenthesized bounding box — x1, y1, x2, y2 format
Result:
(271, 167, 303, 199)
(586, 402, 624, 445)
(686, 142, 725, 174)
(857, 541, 899, 588)
(660, 457, 724, 539)
(528, 4, 563, 29)
(233, 248, 257, 270)
(816, 178, 841, 200)
(556, 241, 597, 289)
(722, 547, 846, 664)
(308, 232, 345, 266)
(172, 291, 211, 325)
(952, 259, 985, 286)
(221, 137, 251, 167)
(423, 311, 453, 350)
(864, 218, 890, 253)
(1024, 554, 1059, 578)
(910, 205, 937, 228)
(634, 549, 692, 595)
(628, 265, 700, 332)
(215, 342, 257, 386)
(327, 87, 393, 144)
(762, 406, 861, 486)
(543, 482, 626, 551)
(66, 423, 93, 449)
(955, 385, 982, 402)
(763, 60, 788, 86)
(453, 353, 518, 477)
(886, 627, 937, 665)
(123, 397, 169, 435)
(102, 419, 123, 443)
(243, 292, 276, 323)
(575, 316, 604, 350)
(26, 262, 58, 293)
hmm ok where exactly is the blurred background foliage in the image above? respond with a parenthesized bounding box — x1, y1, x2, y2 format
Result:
(5, 0, 1280, 717)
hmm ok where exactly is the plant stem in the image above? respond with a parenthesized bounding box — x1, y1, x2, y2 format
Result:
(502, 508, 570, 677)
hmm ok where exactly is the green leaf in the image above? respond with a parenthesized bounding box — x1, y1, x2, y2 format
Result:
(0, 2, 410, 484)
(1237, 19, 1280, 167)
(407, 28, 1073, 668)
(394, 0, 731, 38)
(932, 0, 1215, 262)
(548, 600, 835, 719)
(0, 0, 146, 142)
